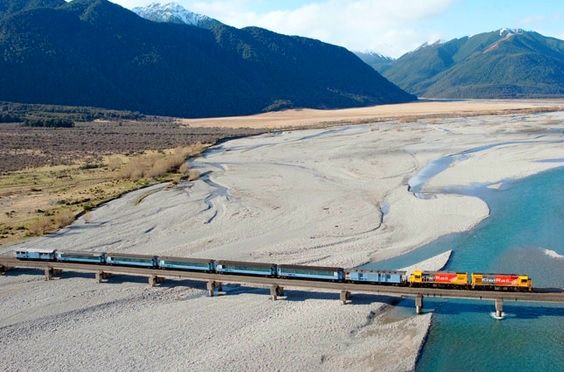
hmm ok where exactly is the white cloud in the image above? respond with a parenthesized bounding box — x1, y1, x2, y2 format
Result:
(518, 13, 561, 28)
(111, 0, 455, 57)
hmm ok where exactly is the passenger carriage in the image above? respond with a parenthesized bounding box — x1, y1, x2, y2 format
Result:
(157, 256, 214, 272)
(276, 264, 344, 281)
(55, 251, 106, 264)
(105, 253, 158, 268)
(215, 260, 276, 277)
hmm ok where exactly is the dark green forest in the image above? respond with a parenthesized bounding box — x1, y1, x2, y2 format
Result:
(0, 0, 414, 118)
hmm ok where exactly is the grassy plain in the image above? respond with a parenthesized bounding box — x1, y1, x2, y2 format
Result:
(0, 145, 206, 245)
(182, 99, 564, 129)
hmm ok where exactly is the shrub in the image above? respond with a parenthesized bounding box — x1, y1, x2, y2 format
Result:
(24, 117, 74, 128)
(54, 210, 75, 228)
(119, 146, 200, 180)
(107, 156, 123, 171)
(28, 217, 53, 236)
(83, 211, 93, 223)
(0, 113, 22, 123)
(188, 170, 200, 181)
(179, 162, 189, 175)
(80, 161, 103, 170)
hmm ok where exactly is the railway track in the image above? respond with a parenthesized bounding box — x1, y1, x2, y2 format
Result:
(1, 257, 563, 316)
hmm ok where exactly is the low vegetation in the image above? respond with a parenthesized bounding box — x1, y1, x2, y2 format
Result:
(118, 147, 202, 180)
(0, 113, 22, 123)
(0, 118, 266, 172)
(24, 117, 75, 128)
(0, 144, 207, 245)
(0, 101, 268, 246)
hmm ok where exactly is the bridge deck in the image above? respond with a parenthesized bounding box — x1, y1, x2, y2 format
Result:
(1, 257, 563, 303)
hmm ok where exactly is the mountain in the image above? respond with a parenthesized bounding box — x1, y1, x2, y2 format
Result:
(0, 0, 414, 118)
(380, 29, 564, 98)
(355, 52, 395, 74)
(0, 0, 64, 18)
(132, 2, 221, 28)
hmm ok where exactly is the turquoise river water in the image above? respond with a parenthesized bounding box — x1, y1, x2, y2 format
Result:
(365, 167, 564, 371)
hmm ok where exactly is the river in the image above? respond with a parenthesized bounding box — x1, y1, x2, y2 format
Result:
(365, 166, 564, 370)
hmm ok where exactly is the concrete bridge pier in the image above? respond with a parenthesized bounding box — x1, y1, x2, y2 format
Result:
(148, 275, 164, 287)
(44, 267, 54, 281)
(340, 290, 351, 305)
(415, 294, 424, 314)
(495, 298, 504, 318)
(270, 285, 284, 301)
(95, 271, 111, 283)
(0, 265, 12, 275)
(207, 280, 218, 297)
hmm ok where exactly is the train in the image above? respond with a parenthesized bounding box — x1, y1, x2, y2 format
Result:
(14, 249, 533, 291)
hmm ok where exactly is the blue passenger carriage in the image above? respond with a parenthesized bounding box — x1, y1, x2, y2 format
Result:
(215, 260, 276, 277)
(277, 264, 344, 281)
(157, 257, 214, 272)
(346, 269, 407, 285)
(15, 249, 56, 261)
(55, 251, 106, 264)
(105, 253, 157, 268)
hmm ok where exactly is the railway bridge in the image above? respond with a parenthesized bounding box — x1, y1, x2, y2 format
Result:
(1, 257, 563, 318)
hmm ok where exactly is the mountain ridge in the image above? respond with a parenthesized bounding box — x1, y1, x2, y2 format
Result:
(0, 0, 415, 118)
(354, 52, 395, 74)
(358, 29, 564, 98)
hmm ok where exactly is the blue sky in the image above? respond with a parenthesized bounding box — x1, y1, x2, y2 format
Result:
(113, 0, 564, 57)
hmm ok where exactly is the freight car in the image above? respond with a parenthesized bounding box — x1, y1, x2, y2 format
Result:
(346, 269, 406, 285)
(277, 264, 344, 281)
(409, 270, 469, 288)
(472, 273, 532, 291)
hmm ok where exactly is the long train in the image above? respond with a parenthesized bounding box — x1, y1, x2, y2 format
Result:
(14, 249, 533, 291)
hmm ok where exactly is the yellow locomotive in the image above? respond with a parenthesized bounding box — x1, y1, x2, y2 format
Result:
(471, 273, 532, 291)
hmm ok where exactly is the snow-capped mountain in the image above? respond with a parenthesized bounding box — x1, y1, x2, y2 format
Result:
(498, 28, 524, 37)
(355, 51, 395, 73)
(378, 29, 564, 99)
(132, 2, 220, 28)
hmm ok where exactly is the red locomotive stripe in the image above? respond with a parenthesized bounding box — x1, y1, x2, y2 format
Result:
(495, 275, 519, 285)
(434, 273, 458, 283)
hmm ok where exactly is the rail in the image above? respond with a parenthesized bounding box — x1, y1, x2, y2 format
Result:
(1, 257, 563, 317)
